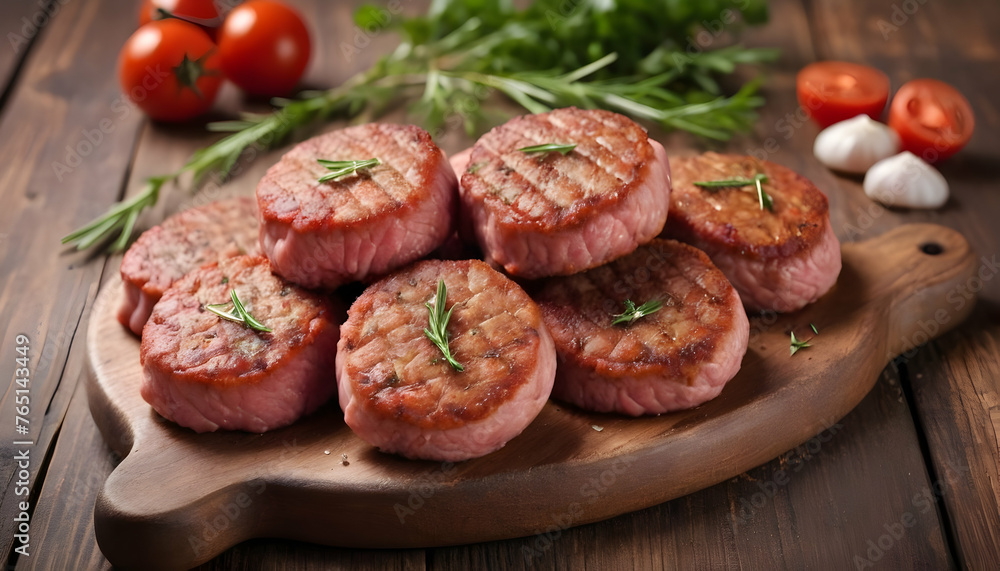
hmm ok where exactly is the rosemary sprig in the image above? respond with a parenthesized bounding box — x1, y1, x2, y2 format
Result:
(424, 280, 463, 372)
(60, 176, 166, 251)
(317, 158, 381, 182)
(693, 173, 773, 211)
(612, 299, 663, 326)
(789, 323, 819, 355)
(206, 289, 273, 333)
(62, 0, 776, 253)
(518, 143, 576, 155)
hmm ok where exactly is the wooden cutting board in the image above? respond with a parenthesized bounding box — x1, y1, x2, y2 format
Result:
(88, 223, 977, 570)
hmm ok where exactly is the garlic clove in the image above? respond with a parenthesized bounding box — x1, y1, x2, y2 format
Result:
(862, 151, 949, 209)
(813, 115, 900, 174)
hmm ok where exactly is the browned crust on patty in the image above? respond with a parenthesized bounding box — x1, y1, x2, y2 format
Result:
(120, 196, 259, 297)
(460, 107, 655, 230)
(256, 123, 447, 232)
(529, 239, 739, 382)
(667, 152, 829, 259)
(339, 259, 546, 429)
(140, 255, 336, 385)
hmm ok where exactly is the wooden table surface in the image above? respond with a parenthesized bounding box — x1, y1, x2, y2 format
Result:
(1, 0, 997, 569)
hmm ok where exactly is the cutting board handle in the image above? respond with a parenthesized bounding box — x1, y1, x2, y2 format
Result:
(843, 223, 977, 358)
(88, 224, 979, 570)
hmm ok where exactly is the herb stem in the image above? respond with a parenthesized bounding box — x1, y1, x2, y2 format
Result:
(612, 299, 663, 326)
(424, 280, 464, 372)
(206, 289, 273, 333)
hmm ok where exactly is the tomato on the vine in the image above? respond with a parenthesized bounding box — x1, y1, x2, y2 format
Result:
(138, 0, 223, 37)
(118, 19, 223, 122)
(888, 79, 974, 163)
(796, 61, 890, 128)
(217, 0, 311, 97)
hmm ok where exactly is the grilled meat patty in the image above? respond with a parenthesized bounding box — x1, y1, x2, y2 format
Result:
(663, 153, 841, 313)
(118, 196, 259, 336)
(459, 107, 671, 278)
(257, 123, 458, 290)
(140, 255, 340, 433)
(530, 239, 749, 416)
(336, 259, 556, 461)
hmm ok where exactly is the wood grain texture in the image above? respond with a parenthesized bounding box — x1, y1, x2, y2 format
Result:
(432, 370, 957, 570)
(6, 0, 999, 568)
(15, 376, 118, 571)
(0, 0, 143, 562)
(87, 224, 975, 570)
(806, 0, 1000, 567)
(0, 1, 52, 103)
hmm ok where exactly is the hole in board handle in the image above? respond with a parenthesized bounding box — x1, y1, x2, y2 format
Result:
(920, 242, 944, 256)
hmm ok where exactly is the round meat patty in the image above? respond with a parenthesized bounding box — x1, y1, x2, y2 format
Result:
(118, 196, 259, 336)
(459, 107, 672, 279)
(140, 255, 340, 433)
(257, 123, 457, 290)
(336, 259, 556, 461)
(530, 239, 749, 416)
(662, 152, 841, 313)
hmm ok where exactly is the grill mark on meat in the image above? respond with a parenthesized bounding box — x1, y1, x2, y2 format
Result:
(666, 153, 829, 259)
(258, 124, 437, 229)
(508, 114, 618, 204)
(140, 255, 342, 432)
(546, 110, 640, 180)
(461, 108, 654, 230)
(531, 240, 738, 380)
(338, 260, 548, 430)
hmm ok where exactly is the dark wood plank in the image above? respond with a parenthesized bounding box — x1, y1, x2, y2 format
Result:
(431, 0, 955, 568)
(806, 0, 1000, 567)
(18, 0, 424, 568)
(85, 213, 975, 568)
(0, 0, 145, 563)
(430, 370, 955, 570)
(0, 1, 57, 105)
(16, 373, 117, 571)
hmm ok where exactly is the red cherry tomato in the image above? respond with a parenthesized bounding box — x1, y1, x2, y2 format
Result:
(888, 79, 974, 163)
(796, 61, 890, 128)
(138, 0, 223, 38)
(217, 0, 311, 97)
(118, 20, 223, 122)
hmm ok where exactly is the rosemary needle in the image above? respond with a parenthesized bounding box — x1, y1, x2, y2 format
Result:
(424, 280, 464, 372)
(317, 158, 380, 182)
(789, 331, 811, 356)
(612, 299, 663, 326)
(518, 143, 576, 155)
(694, 173, 773, 211)
(206, 289, 273, 333)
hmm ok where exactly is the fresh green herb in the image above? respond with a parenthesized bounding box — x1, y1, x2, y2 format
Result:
(692, 176, 764, 188)
(206, 290, 273, 333)
(612, 299, 663, 326)
(317, 158, 381, 182)
(693, 173, 772, 211)
(754, 173, 773, 211)
(518, 143, 576, 155)
(789, 331, 811, 356)
(60, 176, 165, 251)
(64, 0, 777, 252)
(810, 323, 819, 335)
(424, 280, 463, 372)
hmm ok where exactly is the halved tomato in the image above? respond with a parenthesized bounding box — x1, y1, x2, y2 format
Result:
(797, 61, 890, 128)
(889, 79, 974, 163)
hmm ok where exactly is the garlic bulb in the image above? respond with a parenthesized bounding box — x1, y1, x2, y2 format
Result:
(813, 115, 900, 174)
(863, 151, 949, 209)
